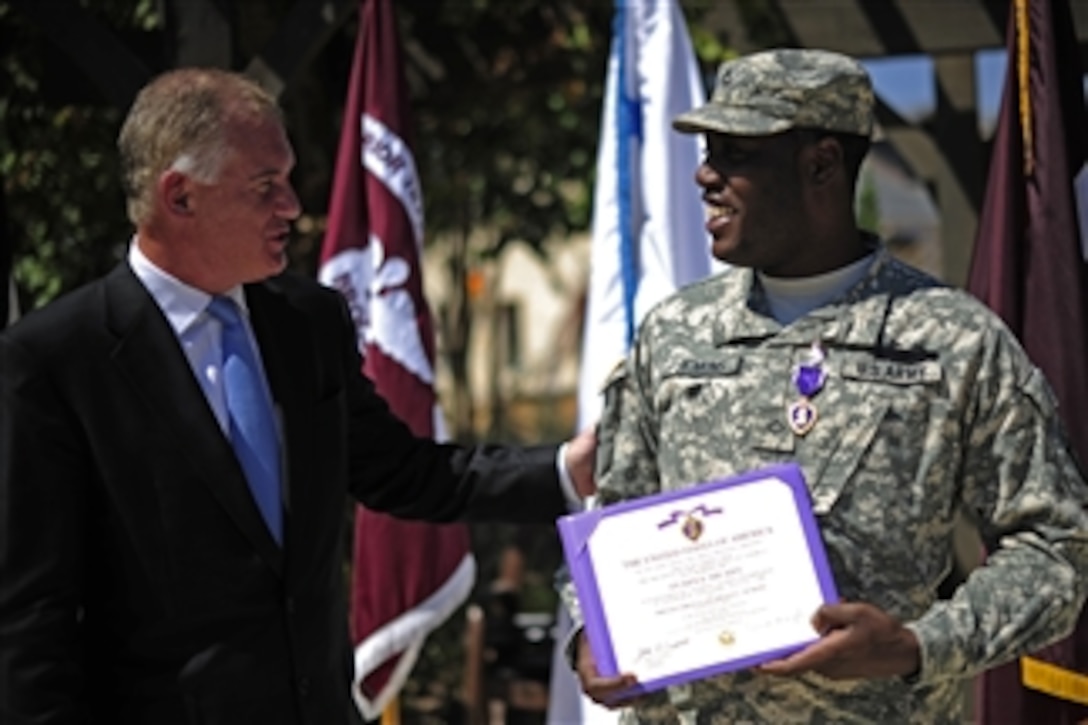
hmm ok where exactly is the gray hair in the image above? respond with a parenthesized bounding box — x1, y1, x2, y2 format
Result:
(118, 68, 282, 225)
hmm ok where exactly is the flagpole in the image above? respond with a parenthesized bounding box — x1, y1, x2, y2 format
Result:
(380, 699, 400, 725)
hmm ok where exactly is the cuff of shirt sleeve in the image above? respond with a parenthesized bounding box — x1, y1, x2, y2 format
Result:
(557, 443, 585, 513)
(564, 623, 584, 671)
(902, 619, 946, 686)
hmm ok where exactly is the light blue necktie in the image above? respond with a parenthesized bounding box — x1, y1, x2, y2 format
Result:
(207, 296, 284, 544)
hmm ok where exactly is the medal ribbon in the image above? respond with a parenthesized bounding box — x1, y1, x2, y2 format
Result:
(788, 342, 826, 436)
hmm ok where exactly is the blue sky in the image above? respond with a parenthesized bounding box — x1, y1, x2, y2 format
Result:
(861, 50, 1007, 133)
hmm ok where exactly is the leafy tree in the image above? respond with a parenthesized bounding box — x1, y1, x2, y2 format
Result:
(0, 1, 159, 310)
(390, 1, 732, 439)
(387, 2, 612, 439)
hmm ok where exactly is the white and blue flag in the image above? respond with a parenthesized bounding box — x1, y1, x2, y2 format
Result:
(550, 2, 717, 722)
(576, 0, 718, 429)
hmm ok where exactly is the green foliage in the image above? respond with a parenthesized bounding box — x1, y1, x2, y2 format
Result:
(689, 23, 737, 69)
(736, 0, 794, 48)
(0, 1, 155, 309)
(2, 0, 614, 316)
(399, 1, 612, 258)
(856, 170, 881, 234)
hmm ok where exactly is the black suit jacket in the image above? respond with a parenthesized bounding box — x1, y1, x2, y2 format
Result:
(0, 263, 565, 724)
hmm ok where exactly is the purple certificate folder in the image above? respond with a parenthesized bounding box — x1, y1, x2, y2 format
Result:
(557, 462, 838, 698)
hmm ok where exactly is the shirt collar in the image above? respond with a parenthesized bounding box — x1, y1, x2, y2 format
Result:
(128, 238, 248, 335)
(712, 235, 890, 347)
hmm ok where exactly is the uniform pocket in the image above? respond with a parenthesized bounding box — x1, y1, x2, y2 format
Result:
(805, 353, 945, 515)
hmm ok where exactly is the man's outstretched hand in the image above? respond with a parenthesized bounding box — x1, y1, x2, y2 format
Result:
(563, 426, 598, 499)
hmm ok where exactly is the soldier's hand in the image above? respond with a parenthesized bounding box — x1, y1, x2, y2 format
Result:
(758, 602, 920, 680)
(575, 630, 640, 708)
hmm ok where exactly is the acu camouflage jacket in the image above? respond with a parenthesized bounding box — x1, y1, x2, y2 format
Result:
(567, 245, 1088, 724)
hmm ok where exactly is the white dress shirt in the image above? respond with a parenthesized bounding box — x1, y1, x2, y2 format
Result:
(128, 240, 278, 439)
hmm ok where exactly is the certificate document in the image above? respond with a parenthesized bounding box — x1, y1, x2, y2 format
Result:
(558, 463, 837, 696)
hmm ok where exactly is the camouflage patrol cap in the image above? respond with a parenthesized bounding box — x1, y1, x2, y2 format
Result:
(673, 48, 874, 138)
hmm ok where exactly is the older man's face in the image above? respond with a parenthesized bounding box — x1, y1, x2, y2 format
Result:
(183, 113, 302, 292)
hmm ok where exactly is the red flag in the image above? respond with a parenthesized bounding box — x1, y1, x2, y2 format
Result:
(318, 0, 474, 718)
(969, 0, 1088, 721)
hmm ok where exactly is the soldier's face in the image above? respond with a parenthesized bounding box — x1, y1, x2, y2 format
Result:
(697, 131, 814, 276)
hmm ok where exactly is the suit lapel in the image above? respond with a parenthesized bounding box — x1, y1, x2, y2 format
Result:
(105, 264, 284, 573)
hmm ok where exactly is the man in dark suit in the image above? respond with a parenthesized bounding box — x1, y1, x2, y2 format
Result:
(0, 68, 595, 725)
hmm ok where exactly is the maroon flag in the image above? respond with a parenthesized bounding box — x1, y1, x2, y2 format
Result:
(969, 0, 1088, 721)
(318, 0, 474, 718)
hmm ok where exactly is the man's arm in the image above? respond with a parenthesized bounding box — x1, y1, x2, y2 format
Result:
(0, 335, 89, 723)
(762, 331, 1088, 685)
(317, 291, 571, 523)
(906, 353, 1088, 684)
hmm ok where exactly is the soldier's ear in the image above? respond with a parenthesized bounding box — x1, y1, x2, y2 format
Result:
(808, 137, 843, 186)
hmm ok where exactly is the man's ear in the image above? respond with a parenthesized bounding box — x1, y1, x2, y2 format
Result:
(159, 170, 194, 217)
(808, 137, 844, 186)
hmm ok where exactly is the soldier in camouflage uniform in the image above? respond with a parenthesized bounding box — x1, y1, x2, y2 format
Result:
(563, 48, 1088, 723)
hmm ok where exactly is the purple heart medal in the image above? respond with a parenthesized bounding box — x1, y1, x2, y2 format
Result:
(787, 341, 827, 436)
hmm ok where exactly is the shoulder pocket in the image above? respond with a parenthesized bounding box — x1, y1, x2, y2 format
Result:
(595, 358, 630, 480)
(808, 353, 945, 515)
